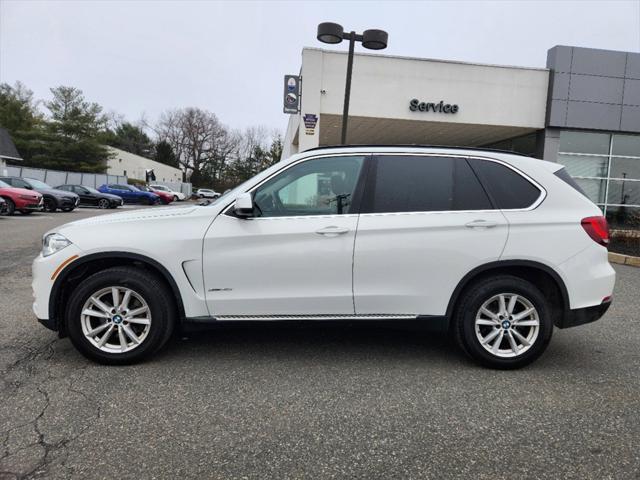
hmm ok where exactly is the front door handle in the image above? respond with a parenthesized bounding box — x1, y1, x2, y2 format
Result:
(465, 219, 498, 229)
(316, 226, 350, 236)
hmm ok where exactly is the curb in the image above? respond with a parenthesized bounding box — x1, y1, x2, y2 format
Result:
(609, 252, 640, 267)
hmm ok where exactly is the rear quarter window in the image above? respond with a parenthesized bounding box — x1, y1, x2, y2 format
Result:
(469, 159, 542, 209)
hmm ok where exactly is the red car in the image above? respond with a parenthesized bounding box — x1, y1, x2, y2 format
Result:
(0, 179, 43, 215)
(140, 185, 174, 205)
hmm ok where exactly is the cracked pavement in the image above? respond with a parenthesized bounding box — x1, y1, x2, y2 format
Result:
(1, 207, 640, 479)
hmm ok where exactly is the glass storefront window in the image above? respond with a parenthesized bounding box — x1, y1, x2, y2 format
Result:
(559, 131, 610, 155)
(557, 154, 609, 178)
(574, 178, 607, 204)
(606, 180, 640, 206)
(609, 157, 640, 180)
(558, 131, 640, 230)
(611, 135, 640, 157)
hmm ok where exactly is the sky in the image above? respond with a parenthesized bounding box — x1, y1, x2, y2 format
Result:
(1, 0, 639, 135)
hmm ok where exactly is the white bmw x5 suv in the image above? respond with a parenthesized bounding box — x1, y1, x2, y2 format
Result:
(33, 146, 615, 368)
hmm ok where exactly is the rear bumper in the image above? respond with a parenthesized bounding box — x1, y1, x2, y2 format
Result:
(557, 299, 612, 329)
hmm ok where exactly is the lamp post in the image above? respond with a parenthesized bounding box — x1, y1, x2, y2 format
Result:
(317, 22, 388, 145)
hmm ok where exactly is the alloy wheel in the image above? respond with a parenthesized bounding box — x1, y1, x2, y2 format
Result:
(80, 286, 152, 353)
(98, 199, 110, 209)
(474, 293, 540, 358)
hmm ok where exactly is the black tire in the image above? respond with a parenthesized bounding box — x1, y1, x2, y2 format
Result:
(98, 198, 110, 209)
(2, 197, 15, 215)
(65, 266, 176, 365)
(44, 197, 57, 212)
(452, 275, 553, 369)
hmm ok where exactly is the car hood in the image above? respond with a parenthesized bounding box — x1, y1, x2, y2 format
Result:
(100, 192, 123, 201)
(59, 205, 198, 230)
(0, 186, 42, 197)
(38, 187, 78, 198)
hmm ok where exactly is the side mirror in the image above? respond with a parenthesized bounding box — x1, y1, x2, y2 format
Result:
(234, 192, 254, 218)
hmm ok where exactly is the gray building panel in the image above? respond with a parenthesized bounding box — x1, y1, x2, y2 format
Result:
(626, 52, 640, 80)
(548, 99, 568, 126)
(546, 46, 640, 133)
(547, 46, 573, 73)
(569, 75, 624, 104)
(566, 101, 622, 131)
(623, 79, 640, 106)
(550, 72, 570, 100)
(570, 47, 627, 78)
(621, 106, 640, 131)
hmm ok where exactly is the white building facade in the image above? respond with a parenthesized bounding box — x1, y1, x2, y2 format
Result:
(107, 147, 183, 183)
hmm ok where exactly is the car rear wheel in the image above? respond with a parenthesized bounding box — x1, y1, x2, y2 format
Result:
(44, 197, 57, 212)
(98, 199, 110, 209)
(65, 266, 176, 364)
(453, 275, 553, 369)
(3, 198, 16, 215)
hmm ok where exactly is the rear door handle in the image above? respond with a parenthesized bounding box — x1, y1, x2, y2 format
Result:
(315, 226, 350, 236)
(465, 219, 498, 229)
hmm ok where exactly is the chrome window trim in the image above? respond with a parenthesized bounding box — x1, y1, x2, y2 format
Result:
(220, 150, 547, 217)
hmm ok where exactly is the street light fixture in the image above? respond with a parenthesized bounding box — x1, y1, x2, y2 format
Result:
(317, 22, 388, 144)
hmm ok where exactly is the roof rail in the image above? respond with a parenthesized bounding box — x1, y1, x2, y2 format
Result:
(303, 144, 535, 158)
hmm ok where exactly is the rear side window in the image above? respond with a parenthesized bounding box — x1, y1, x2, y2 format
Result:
(554, 167, 588, 198)
(469, 159, 541, 209)
(367, 155, 493, 213)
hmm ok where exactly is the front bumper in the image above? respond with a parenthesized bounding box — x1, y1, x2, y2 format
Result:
(32, 244, 83, 324)
(20, 197, 44, 210)
(58, 197, 79, 208)
(557, 299, 612, 329)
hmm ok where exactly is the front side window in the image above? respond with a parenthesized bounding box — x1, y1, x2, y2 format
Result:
(366, 155, 492, 213)
(252, 156, 365, 217)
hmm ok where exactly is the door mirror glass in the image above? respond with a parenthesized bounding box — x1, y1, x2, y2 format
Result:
(234, 192, 254, 217)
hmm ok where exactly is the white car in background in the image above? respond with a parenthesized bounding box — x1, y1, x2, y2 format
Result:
(149, 184, 186, 202)
(196, 188, 220, 199)
(32, 146, 615, 368)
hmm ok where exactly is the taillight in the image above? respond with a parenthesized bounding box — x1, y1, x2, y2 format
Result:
(581, 216, 609, 247)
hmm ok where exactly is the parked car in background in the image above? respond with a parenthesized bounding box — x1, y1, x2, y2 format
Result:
(56, 185, 123, 209)
(0, 179, 43, 215)
(149, 185, 186, 202)
(0, 196, 7, 215)
(33, 146, 614, 367)
(137, 185, 174, 205)
(98, 184, 160, 205)
(196, 188, 220, 199)
(0, 177, 79, 212)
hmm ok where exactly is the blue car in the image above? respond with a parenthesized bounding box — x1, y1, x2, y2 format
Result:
(98, 184, 160, 205)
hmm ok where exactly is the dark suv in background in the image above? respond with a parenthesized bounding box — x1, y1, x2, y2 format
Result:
(0, 177, 79, 212)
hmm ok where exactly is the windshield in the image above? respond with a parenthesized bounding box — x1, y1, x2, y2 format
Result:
(152, 185, 169, 191)
(0, 180, 9, 188)
(25, 178, 51, 189)
(85, 186, 101, 194)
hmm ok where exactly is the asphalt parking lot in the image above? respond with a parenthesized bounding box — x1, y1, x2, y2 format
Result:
(1, 207, 639, 479)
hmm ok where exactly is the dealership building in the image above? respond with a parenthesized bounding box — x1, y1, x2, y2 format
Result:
(283, 45, 640, 229)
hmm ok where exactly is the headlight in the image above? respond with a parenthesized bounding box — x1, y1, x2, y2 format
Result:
(42, 233, 71, 257)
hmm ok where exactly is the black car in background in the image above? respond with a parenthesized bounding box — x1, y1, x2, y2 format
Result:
(0, 177, 79, 212)
(56, 184, 123, 209)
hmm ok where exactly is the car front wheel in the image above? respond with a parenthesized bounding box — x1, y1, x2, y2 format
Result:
(44, 197, 57, 212)
(65, 266, 176, 364)
(98, 199, 110, 209)
(2, 198, 15, 215)
(453, 275, 553, 369)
